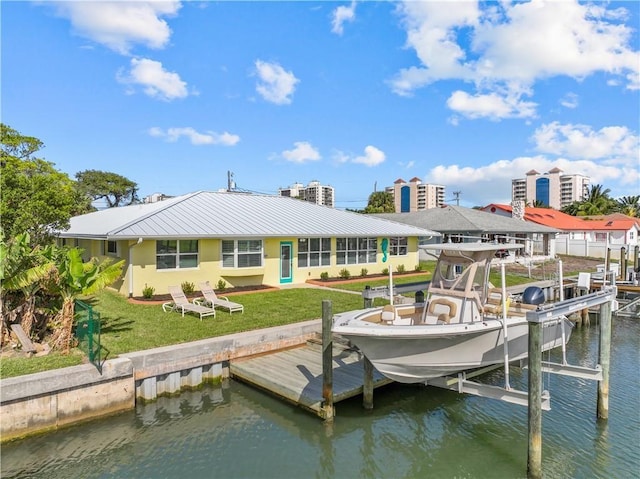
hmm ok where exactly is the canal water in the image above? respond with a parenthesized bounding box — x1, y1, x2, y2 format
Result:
(2, 315, 639, 479)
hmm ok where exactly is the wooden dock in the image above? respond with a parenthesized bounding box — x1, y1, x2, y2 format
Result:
(229, 339, 392, 418)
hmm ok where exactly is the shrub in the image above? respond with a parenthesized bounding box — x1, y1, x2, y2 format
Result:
(142, 284, 155, 299)
(216, 279, 227, 291)
(396, 264, 406, 274)
(181, 281, 196, 295)
(414, 263, 423, 272)
(382, 268, 389, 275)
(360, 268, 368, 277)
(320, 272, 329, 281)
(339, 268, 351, 279)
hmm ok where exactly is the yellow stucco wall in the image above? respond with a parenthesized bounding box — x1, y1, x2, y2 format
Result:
(89, 236, 421, 297)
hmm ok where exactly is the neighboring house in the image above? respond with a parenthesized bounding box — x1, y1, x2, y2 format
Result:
(373, 205, 559, 261)
(58, 191, 439, 297)
(483, 204, 639, 261)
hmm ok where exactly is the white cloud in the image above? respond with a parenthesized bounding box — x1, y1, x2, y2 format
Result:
(532, 122, 639, 161)
(446, 90, 537, 120)
(254, 60, 299, 105)
(281, 142, 321, 163)
(353, 145, 386, 167)
(149, 127, 240, 146)
(559, 92, 579, 109)
(50, 1, 181, 55)
(331, 1, 356, 35)
(117, 58, 188, 101)
(392, 0, 639, 116)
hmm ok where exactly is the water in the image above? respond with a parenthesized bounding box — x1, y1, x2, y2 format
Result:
(3, 317, 639, 479)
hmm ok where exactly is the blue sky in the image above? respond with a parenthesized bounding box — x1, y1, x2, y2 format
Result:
(3, 1, 639, 209)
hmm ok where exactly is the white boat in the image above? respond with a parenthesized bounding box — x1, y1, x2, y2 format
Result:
(332, 243, 573, 383)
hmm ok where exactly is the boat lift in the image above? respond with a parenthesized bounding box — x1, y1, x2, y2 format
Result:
(425, 286, 616, 410)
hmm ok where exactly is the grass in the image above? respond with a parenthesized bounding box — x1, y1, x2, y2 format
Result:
(0, 258, 568, 379)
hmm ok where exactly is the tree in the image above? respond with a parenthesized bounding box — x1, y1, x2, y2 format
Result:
(363, 191, 395, 214)
(0, 233, 55, 342)
(1, 124, 91, 244)
(75, 169, 139, 207)
(615, 195, 639, 217)
(48, 248, 124, 353)
(561, 184, 616, 216)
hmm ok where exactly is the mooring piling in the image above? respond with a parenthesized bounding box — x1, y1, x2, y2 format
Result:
(322, 299, 334, 421)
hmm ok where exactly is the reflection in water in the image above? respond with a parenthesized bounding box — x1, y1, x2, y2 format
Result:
(2, 318, 639, 479)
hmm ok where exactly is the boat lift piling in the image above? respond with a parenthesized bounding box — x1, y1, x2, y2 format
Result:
(322, 300, 335, 421)
(526, 285, 615, 479)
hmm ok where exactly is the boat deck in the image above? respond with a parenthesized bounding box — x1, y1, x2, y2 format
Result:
(229, 339, 392, 418)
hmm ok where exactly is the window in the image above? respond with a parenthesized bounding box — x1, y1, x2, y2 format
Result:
(222, 239, 262, 268)
(106, 240, 118, 255)
(389, 237, 408, 256)
(298, 238, 331, 267)
(336, 237, 377, 265)
(156, 240, 198, 270)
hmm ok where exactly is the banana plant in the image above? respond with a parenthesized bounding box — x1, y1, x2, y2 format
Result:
(49, 248, 124, 353)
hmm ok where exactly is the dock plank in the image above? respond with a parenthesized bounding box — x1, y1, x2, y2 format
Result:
(230, 343, 392, 416)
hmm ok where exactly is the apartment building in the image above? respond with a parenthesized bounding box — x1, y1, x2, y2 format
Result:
(511, 168, 590, 210)
(278, 181, 335, 207)
(385, 177, 445, 212)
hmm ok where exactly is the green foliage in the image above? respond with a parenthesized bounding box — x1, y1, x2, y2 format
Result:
(396, 264, 406, 274)
(181, 281, 196, 295)
(216, 279, 227, 291)
(339, 268, 351, 279)
(414, 263, 424, 272)
(615, 196, 639, 217)
(320, 272, 329, 281)
(75, 169, 139, 208)
(363, 191, 395, 213)
(1, 124, 91, 244)
(360, 268, 368, 277)
(142, 284, 155, 299)
(562, 184, 617, 216)
(382, 268, 389, 275)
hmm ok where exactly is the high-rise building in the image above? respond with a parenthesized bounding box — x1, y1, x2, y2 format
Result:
(512, 168, 590, 209)
(279, 181, 335, 207)
(385, 177, 445, 212)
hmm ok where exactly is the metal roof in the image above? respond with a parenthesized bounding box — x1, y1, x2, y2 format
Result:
(374, 206, 559, 235)
(59, 191, 441, 240)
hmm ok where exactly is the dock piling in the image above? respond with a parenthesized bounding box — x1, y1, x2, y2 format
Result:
(363, 357, 374, 410)
(597, 297, 612, 420)
(322, 300, 334, 421)
(527, 319, 543, 479)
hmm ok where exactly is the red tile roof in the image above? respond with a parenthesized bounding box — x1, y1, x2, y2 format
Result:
(483, 204, 639, 232)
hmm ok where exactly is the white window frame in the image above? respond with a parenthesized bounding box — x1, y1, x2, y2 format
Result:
(389, 237, 408, 256)
(336, 237, 377, 265)
(298, 237, 331, 268)
(222, 239, 263, 268)
(156, 240, 199, 270)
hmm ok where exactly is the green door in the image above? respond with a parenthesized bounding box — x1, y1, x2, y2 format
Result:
(280, 242, 293, 284)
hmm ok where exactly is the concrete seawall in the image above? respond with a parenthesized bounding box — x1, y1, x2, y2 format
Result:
(0, 319, 321, 442)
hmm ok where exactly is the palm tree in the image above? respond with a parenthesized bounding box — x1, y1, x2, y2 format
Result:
(563, 184, 616, 216)
(615, 195, 640, 217)
(48, 248, 124, 353)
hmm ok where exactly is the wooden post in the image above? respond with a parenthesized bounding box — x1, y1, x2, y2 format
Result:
(363, 286, 373, 308)
(620, 247, 627, 283)
(527, 319, 543, 479)
(363, 356, 374, 410)
(597, 298, 612, 420)
(605, 247, 612, 279)
(634, 245, 639, 273)
(322, 300, 334, 421)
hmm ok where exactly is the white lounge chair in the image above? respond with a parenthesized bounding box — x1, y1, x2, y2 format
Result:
(194, 281, 244, 314)
(162, 285, 216, 320)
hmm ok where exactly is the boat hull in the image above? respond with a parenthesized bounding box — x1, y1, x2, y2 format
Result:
(334, 316, 573, 383)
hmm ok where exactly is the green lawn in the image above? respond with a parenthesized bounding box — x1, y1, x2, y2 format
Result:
(1, 260, 562, 379)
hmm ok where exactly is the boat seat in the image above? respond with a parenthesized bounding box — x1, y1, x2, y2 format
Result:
(428, 298, 458, 324)
(381, 304, 398, 324)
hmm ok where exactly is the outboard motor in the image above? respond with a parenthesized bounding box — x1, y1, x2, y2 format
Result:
(522, 286, 545, 305)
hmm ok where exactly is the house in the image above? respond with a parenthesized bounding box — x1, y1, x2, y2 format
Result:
(482, 204, 639, 261)
(373, 205, 559, 261)
(58, 191, 439, 297)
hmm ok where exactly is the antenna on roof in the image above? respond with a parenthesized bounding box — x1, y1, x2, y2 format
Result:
(449, 191, 461, 206)
(227, 171, 236, 192)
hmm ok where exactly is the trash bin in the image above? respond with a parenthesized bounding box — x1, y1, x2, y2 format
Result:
(415, 290, 425, 303)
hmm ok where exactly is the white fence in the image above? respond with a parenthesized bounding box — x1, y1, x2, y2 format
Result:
(556, 239, 639, 261)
